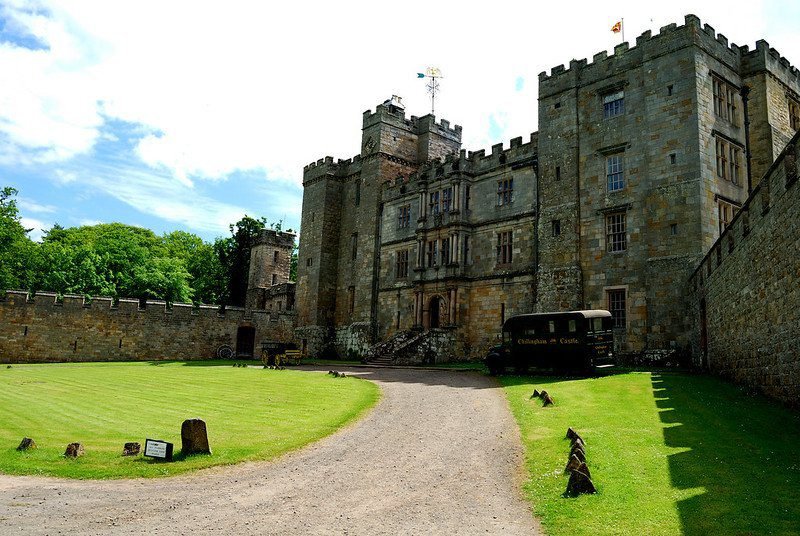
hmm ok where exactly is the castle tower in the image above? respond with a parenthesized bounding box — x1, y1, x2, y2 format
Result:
(295, 98, 462, 358)
(246, 229, 296, 311)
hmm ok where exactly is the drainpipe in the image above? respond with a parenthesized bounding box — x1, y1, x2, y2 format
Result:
(740, 85, 753, 195)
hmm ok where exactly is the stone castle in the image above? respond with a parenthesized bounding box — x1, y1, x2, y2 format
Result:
(2, 14, 798, 406)
(294, 14, 800, 366)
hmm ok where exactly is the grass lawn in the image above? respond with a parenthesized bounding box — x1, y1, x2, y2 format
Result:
(502, 372, 800, 536)
(0, 361, 379, 479)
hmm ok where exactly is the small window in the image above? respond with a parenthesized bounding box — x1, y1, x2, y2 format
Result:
(310, 212, 315, 223)
(271, 274, 277, 285)
(395, 249, 409, 278)
(429, 190, 440, 215)
(463, 235, 470, 264)
(496, 230, 513, 264)
(718, 200, 739, 235)
(715, 137, 742, 185)
(554, 102, 561, 109)
(465, 185, 471, 210)
(670, 153, 676, 165)
(552, 219, 561, 237)
(607, 154, 625, 192)
(592, 317, 604, 332)
(398, 205, 411, 228)
(306, 257, 312, 267)
(568, 319, 577, 332)
(348, 286, 355, 314)
(667, 84, 673, 96)
(351, 233, 358, 261)
(273, 250, 279, 263)
(607, 289, 626, 329)
(789, 99, 800, 131)
(426, 240, 438, 267)
(555, 166, 561, 180)
(670, 223, 678, 236)
(548, 320, 556, 333)
(603, 90, 624, 118)
(606, 212, 627, 252)
(497, 178, 514, 206)
(441, 237, 450, 265)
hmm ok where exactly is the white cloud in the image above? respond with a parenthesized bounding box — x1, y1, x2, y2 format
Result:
(20, 216, 49, 241)
(0, 0, 786, 198)
(17, 195, 56, 213)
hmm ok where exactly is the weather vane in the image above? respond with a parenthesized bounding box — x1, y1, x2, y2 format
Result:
(417, 67, 443, 116)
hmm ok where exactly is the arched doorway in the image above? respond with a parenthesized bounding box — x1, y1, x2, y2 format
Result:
(236, 326, 256, 357)
(427, 295, 446, 329)
(429, 297, 440, 328)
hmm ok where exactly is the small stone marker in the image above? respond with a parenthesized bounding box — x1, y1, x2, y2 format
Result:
(181, 418, 211, 455)
(144, 438, 174, 461)
(16, 437, 36, 451)
(122, 442, 141, 456)
(542, 393, 555, 407)
(566, 427, 579, 440)
(565, 453, 582, 473)
(570, 446, 587, 463)
(576, 462, 592, 479)
(64, 442, 84, 458)
(531, 389, 540, 399)
(572, 436, 585, 449)
(565, 469, 596, 496)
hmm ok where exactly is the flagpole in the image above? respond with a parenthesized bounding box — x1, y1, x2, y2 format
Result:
(622, 18, 625, 42)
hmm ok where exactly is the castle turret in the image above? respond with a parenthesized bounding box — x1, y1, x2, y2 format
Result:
(246, 229, 296, 311)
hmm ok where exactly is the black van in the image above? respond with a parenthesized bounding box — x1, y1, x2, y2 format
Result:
(485, 310, 615, 375)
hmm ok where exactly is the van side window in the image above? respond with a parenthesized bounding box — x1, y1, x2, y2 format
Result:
(593, 318, 603, 332)
(548, 321, 556, 333)
(568, 320, 577, 333)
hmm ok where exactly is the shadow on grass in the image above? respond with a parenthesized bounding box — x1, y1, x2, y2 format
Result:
(653, 373, 800, 535)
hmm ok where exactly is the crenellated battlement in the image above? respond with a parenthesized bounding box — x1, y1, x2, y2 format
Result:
(392, 132, 537, 187)
(362, 103, 462, 139)
(253, 228, 296, 248)
(0, 290, 297, 320)
(538, 14, 799, 97)
(303, 154, 363, 183)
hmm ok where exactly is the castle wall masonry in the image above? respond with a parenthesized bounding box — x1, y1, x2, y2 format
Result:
(0, 291, 296, 363)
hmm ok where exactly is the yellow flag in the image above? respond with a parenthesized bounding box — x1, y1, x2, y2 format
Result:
(611, 21, 622, 33)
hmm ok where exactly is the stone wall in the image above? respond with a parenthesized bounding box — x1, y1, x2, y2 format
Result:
(0, 291, 296, 363)
(689, 131, 800, 407)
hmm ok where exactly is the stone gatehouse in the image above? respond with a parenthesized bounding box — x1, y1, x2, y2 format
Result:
(294, 14, 800, 361)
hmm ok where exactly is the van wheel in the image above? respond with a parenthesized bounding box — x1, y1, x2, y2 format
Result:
(486, 353, 505, 376)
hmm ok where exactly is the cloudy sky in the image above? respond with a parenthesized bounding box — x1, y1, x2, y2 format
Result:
(2, 0, 798, 242)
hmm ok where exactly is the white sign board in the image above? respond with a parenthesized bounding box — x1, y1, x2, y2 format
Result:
(144, 439, 173, 460)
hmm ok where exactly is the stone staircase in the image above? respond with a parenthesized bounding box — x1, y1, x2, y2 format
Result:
(362, 329, 454, 366)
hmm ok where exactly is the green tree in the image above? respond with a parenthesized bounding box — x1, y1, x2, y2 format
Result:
(217, 215, 268, 306)
(0, 187, 37, 291)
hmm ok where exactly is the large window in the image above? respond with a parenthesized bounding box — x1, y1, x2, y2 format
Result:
(441, 187, 453, 212)
(603, 90, 624, 118)
(441, 237, 450, 265)
(398, 205, 410, 228)
(606, 212, 627, 252)
(429, 191, 440, 215)
(497, 231, 513, 264)
(426, 240, 438, 267)
(606, 289, 626, 329)
(607, 154, 625, 192)
(395, 249, 409, 278)
(712, 76, 738, 124)
(715, 137, 742, 185)
(790, 99, 800, 131)
(497, 178, 514, 206)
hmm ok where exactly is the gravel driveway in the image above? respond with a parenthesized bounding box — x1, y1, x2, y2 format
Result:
(0, 367, 540, 535)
